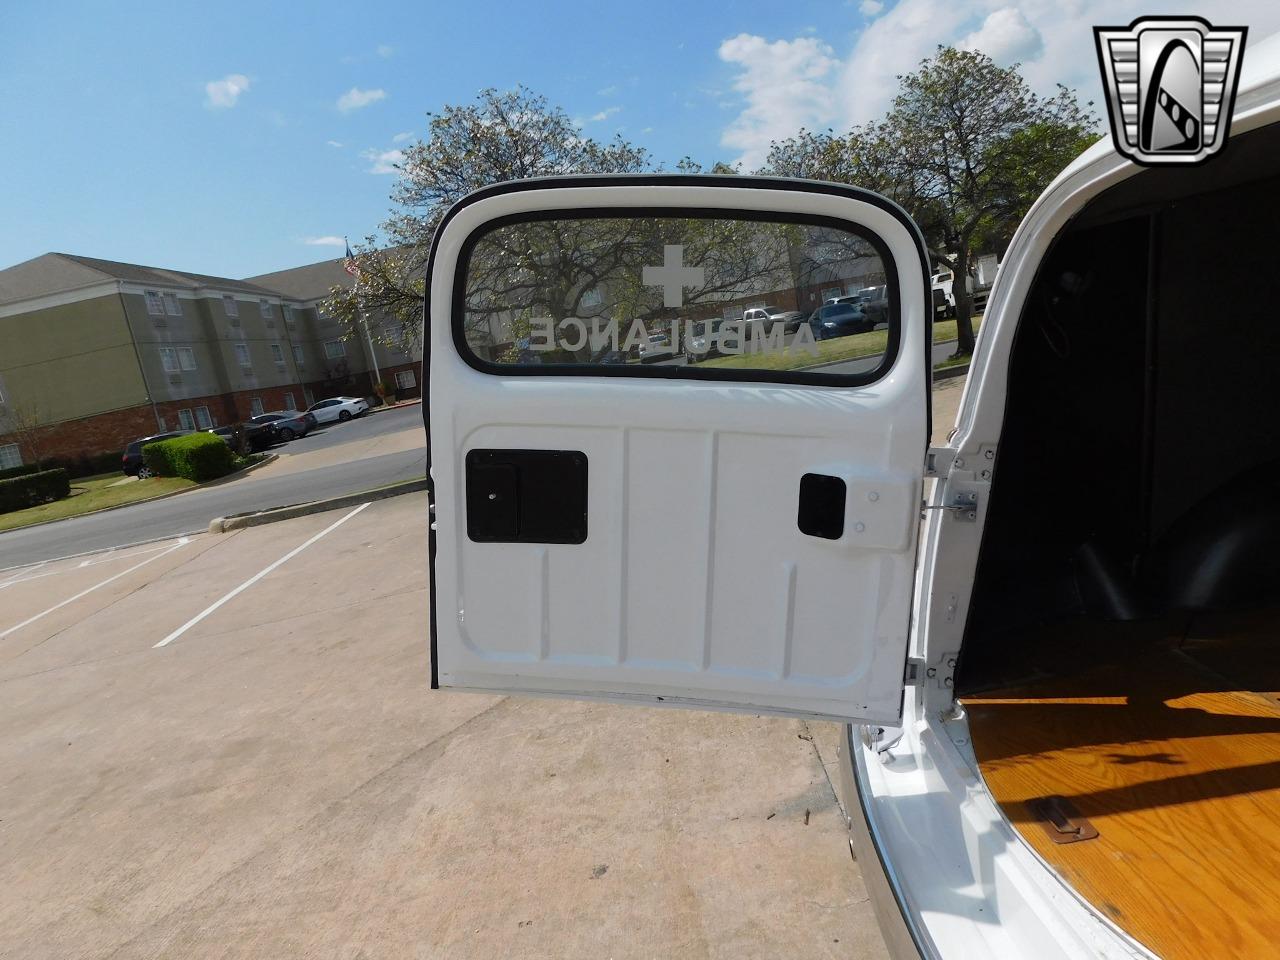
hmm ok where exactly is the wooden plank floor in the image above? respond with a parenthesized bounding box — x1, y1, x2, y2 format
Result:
(965, 629, 1280, 959)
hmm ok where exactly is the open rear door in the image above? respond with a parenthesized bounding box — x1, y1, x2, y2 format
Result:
(427, 175, 930, 723)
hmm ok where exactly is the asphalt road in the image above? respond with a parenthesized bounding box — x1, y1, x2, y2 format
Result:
(285, 402, 424, 453)
(1, 406, 428, 568)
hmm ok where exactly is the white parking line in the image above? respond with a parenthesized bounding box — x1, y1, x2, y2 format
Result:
(0, 541, 191, 592)
(154, 502, 371, 649)
(0, 529, 206, 576)
(0, 560, 48, 587)
(0, 538, 190, 639)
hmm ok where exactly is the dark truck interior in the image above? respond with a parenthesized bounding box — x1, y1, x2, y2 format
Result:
(955, 122, 1280, 959)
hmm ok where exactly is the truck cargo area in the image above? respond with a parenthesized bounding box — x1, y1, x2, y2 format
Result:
(957, 123, 1280, 959)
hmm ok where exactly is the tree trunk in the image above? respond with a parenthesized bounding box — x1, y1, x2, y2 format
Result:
(952, 245, 976, 357)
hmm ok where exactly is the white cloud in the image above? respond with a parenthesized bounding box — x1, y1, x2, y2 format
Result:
(204, 73, 250, 109)
(959, 7, 1043, 62)
(718, 1, 1280, 167)
(303, 236, 346, 247)
(597, 84, 619, 96)
(391, 131, 414, 143)
(377, 44, 395, 58)
(588, 106, 622, 122)
(326, 139, 344, 147)
(337, 87, 387, 112)
(718, 34, 838, 169)
(361, 147, 404, 174)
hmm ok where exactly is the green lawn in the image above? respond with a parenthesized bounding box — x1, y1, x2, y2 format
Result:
(0, 473, 194, 533)
(697, 316, 981, 373)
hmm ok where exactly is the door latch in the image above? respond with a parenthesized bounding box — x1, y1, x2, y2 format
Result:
(922, 490, 979, 520)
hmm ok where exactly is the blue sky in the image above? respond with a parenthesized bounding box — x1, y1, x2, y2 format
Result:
(3, 0, 1277, 279)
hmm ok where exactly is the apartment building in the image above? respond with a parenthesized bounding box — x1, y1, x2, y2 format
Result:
(247, 256, 421, 404)
(0, 251, 419, 467)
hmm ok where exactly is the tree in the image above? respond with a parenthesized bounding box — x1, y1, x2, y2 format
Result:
(765, 48, 1098, 356)
(0, 398, 48, 467)
(326, 86, 651, 348)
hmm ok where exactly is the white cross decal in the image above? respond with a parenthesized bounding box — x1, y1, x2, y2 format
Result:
(642, 245, 704, 308)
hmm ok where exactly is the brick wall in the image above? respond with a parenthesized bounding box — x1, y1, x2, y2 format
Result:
(0, 382, 316, 464)
(0, 403, 160, 464)
(381, 362, 421, 400)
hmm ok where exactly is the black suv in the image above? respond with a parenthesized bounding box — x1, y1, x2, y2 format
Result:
(122, 431, 190, 478)
(205, 421, 279, 453)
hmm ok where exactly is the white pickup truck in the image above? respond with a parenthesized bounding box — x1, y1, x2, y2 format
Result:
(930, 257, 997, 319)
(425, 33, 1280, 959)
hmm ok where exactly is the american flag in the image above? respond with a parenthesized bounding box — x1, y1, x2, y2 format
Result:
(344, 239, 359, 277)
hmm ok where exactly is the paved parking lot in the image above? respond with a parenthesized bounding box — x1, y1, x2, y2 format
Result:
(0, 380, 969, 958)
(0, 493, 889, 959)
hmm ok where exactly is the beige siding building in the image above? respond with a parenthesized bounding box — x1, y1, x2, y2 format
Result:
(0, 252, 420, 467)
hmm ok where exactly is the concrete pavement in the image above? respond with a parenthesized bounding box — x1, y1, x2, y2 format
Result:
(0, 494, 889, 960)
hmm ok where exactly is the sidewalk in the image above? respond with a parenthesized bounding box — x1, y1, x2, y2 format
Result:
(247, 420, 425, 481)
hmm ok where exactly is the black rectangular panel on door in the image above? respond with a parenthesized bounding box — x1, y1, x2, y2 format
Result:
(465, 449, 588, 544)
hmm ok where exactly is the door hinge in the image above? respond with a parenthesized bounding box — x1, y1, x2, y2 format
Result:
(925, 446, 956, 478)
(904, 653, 959, 688)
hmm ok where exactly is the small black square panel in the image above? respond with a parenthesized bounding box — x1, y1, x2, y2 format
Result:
(797, 473, 846, 540)
(465, 449, 588, 544)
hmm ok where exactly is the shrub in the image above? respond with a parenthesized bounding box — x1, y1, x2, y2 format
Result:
(143, 433, 236, 482)
(0, 463, 41, 481)
(0, 468, 71, 514)
(43, 451, 125, 480)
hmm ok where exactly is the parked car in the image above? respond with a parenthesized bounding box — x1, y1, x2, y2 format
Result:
(205, 420, 279, 453)
(121, 431, 190, 478)
(808, 302, 871, 339)
(636, 332, 674, 363)
(849, 284, 889, 327)
(307, 396, 369, 424)
(684, 318, 725, 364)
(742, 306, 805, 332)
(248, 411, 315, 441)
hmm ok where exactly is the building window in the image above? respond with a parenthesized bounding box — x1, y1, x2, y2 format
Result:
(178, 347, 197, 371)
(581, 286, 603, 307)
(259, 298, 272, 319)
(159, 347, 179, 373)
(145, 290, 164, 316)
(284, 392, 297, 411)
(249, 397, 264, 417)
(195, 405, 213, 429)
(223, 295, 239, 318)
(283, 305, 294, 326)
(163, 292, 182, 317)
(395, 369, 416, 389)
(0, 443, 21, 470)
(270, 343, 284, 363)
(324, 339, 345, 360)
(177, 408, 195, 431)
(234, 342, 252, 369)
(292, 345, 305, 367)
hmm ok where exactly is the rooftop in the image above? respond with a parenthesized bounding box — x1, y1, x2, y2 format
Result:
(0, 252, 285, 307)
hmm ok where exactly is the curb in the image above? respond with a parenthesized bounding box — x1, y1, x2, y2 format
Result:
(371, 398, 423, 414)
(933, 362, 970, 382)
(209, 476, 428, 533)
(0, 453, 279, 538)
